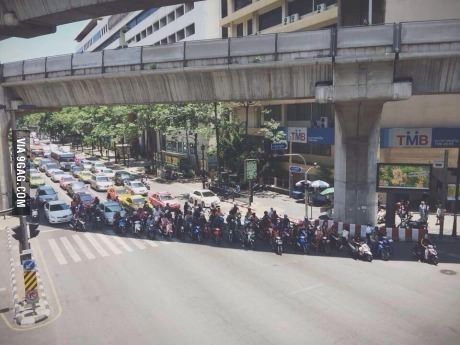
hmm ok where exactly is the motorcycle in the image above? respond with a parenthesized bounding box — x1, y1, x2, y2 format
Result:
(274, 235, 283, 255)
(146, 216, 157, 240)
(160, 217, 174, 240)
(399, 214, 427, 229)
(192, 224, 202, 242)
(296, 232, 308, 254)
(174, 214, 186, 241)
(373, 236, 393, 261)
(244, 230, 256, 250)
(69, 215, 87, 232)
(328, 233, 344, 252)
(349, 240, 373, 262)
(132, 219, 142, 237)
(115, 217, 128, 236)
(413, 244, 438, 265)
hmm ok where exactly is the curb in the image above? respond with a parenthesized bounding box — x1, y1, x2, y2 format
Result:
(5, 228, 51, 326)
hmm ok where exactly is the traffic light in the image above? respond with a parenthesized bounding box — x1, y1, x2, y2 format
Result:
(11, 225, 23, 242)
(29, 222, 40, 239)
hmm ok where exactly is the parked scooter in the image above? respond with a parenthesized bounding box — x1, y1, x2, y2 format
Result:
(372, 236, 393, 261)
(296, 231, 309, 254)
(413, 242, 438, 265)
(348, 239, 373, 262)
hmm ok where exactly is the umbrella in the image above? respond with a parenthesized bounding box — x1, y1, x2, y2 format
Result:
(295, 179, 311, 188)
(320, 187, 334, 196)
(311, 180, 330, 189)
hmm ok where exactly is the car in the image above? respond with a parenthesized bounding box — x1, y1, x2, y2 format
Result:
(77, 170, 92, 183)
(114, 171, 132, 186)
(59, 175, 77, 190)
(106, 186, 128, 201)
(125, 180, 148, 196)
(89, 174, 113, 192)
(188, 189, 220, 208)
(149, 192, 181, 210)
(38, 158, 53, 172)
(310, 192, 331, 207)
(44, 200, 72, 223)
(36, 185, 58, 203)
(100, 168, 115, 179)
(71, 165, 83, 177)
(119, 194, 149, 211)
(90, 161, 106, 174)
(29, 172, 45, 188)
(78, 159, 93, 171)
(44, 163, 60, 176)
(27, 167, 39, 175)
(96, 201, 126, 225)
(67, 181, 87, 197)
(50, 169, 66, 182)
(73, 192, 95, 207)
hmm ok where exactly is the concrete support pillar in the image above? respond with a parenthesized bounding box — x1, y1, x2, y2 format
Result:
(334, 101, 383, 225)
(281, 0, 288, 18)
(0, 86, 13, 211)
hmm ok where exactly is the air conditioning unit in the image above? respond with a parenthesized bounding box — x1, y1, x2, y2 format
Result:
(283, 16, 290, 25)
(318, 117, 328, 128)
(317, 3, 326, 12)
(289, 13, 299, 23)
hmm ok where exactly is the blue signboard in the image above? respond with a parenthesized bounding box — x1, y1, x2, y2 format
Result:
(271, 142, 287, 150)
(432, 128, 460, 148)
(307, 128, 335, 145)
(23, 259, 36, 271)
(289, 166, 303, 173)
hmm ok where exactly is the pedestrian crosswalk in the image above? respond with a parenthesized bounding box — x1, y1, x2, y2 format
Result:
(45, 233, 166, 265)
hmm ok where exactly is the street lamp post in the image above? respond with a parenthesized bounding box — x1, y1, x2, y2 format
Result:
(201, 144, 206, 189)
(283, 154, 319, 219)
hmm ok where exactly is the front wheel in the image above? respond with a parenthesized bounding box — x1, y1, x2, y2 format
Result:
(432, 256, 439, 266)
(381, 248, 390, 261)
(366, 254, 373, 262)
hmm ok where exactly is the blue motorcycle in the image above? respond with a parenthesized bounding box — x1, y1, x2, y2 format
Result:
(373, 236, 393, 261)
(192, 224, 202, 243)
(296, 233, 309, 254)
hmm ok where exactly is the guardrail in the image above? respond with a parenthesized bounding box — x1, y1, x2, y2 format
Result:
(1, 19, 459, 82)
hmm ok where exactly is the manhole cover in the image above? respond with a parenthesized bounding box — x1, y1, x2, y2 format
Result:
(440, 269, 457, 275)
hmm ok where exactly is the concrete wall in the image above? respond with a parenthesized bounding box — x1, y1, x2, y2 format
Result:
(385, 0, 460, 23)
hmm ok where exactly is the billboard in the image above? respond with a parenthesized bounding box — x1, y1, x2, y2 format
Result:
(377, 164, 431, 190)
(287, 127, 307, 143)
(380, 128, 432, 148)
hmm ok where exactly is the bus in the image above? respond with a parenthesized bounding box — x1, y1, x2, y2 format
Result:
(30, 145, 44, 158)
(50, 150, 75, 171)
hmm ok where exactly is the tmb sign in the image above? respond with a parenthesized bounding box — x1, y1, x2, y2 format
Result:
(381, 128, 432, 148)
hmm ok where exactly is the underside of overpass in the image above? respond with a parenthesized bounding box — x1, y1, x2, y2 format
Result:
(0, 0, 196, 40)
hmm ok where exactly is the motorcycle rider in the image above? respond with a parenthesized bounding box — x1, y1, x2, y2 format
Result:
(229, 204, 239, 216)
(418, 233, 433, 261)
(377, 206, 386, 224)
(183, 201, 190, 215)
(271, 210, 279, 226)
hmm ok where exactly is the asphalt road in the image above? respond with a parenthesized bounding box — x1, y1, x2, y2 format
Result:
(1, 169, 459, 345)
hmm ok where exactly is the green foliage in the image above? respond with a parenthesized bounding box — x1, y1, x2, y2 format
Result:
(259, 119, 285, 143)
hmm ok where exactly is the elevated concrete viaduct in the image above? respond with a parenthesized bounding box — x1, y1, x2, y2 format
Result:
(1, 19, 459, 225)
(0, 0, 196, 40)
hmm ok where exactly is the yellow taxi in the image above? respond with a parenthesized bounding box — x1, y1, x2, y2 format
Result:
(29, 172, 45, 188)
(118, 194, 150, 211)
(33, 157, 43, 168)
(77, 170, 92, 183)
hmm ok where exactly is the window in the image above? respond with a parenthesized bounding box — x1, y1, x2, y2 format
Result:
(176, 29, 185, 41)
(236, 23, 244, 37)
(286, 103, 334, 126)
(153, 21, 159, 31)
(288, 0, 314, 16)
(166, 141, 176, 151)
(168, 34, 176, 44)
(258, 7, 282, 31)
(176, 5, 184, 18)
(160, 38, 167, 45)
(147, 26, 152, 35)
(221, 0, 228, 18)
(136, 34, 141, 42)
(160, 17, 167, 28)
(234, 0, 251, 11)
(154, 41, 161, 46)
(167, 11, 175, 23)
(141, 30, 146, 39)
(287, 103, 309, 122)
(247, 19, 253, 35)
(222, 27, 228, 38)
(264, 105, 282, 122)
(185, 2, 194, 12)
(185, 24, 195, 37)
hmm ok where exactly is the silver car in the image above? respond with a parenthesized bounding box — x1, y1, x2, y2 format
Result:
(97, 201, 126, 225)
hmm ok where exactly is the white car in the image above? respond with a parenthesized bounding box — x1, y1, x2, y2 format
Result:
(89, 174, 113, 192)
(100, 168, 115, 179)
(90, 161, 106, 173)
(125, 180, 148, 196)
(79, 159, 93, 170)
(44, 200, 72, 223)
(50, 169, 66, 182)
(189, 189, 220, 208)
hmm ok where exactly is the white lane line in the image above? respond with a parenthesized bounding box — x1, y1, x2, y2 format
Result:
(142, 239, 159, 248)
(48, 238, 68, 265)
(96, 234, 122, 255)
(113, 237, 133, 252)
(289, 284, 323, 295)
(60, 237, 82, 263)
(84, 233, 109, 257)
(72, 234, 96, 260)
(129, 238, 146, 250)
(0, 287, 7, 292)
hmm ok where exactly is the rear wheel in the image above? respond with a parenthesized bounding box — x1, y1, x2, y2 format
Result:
(381, 248, 390, 261)
(432, 257, 439, 266)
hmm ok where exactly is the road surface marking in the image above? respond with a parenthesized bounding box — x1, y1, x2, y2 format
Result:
(48, 238, 68, 265)
(129, 238, 146, 250)
(289, 284, 323, 295)
(113, 237, 133, 252)
(96, 233, 122, 255)
(0, 287, 6, 292)
(84, 233, 109, 257)
(143, 239, 159, 248)
(72, 235, 96, 260)
(60, 237, 82, 263)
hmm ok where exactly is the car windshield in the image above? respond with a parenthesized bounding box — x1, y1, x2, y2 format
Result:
(132, 198, 144, 205)
(202, 191, 216, 197)
(50, 203, 69, 211)
(53, 171, 64, 175)
(61, 157, 74, 162)
(120, 173, 130, 179)
(79, 194, 93, 202)
(31, 173, 41, 178)
(72, 183, 85, 189)
(62, 177, 74, 182)
(72, 167, 82, 171)
(96, 176, 109, 182)
(131, 182, 144, 188)
(105, 204, 121, 212)
(103, 169, 113, 173)
(95, 163, 105, 167)
(47, 163, 59, 169)
(39, 189, 55, 195)
(160, 194, 173, 201)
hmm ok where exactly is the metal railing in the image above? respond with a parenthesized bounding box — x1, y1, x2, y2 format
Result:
(1, 19, 459, 82)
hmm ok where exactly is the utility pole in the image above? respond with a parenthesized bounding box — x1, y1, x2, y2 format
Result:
(453, 148, 459, 237)
(288, 139, 293, 197)
(214, 102, 221, 173)
(440, 149, 449, 237)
